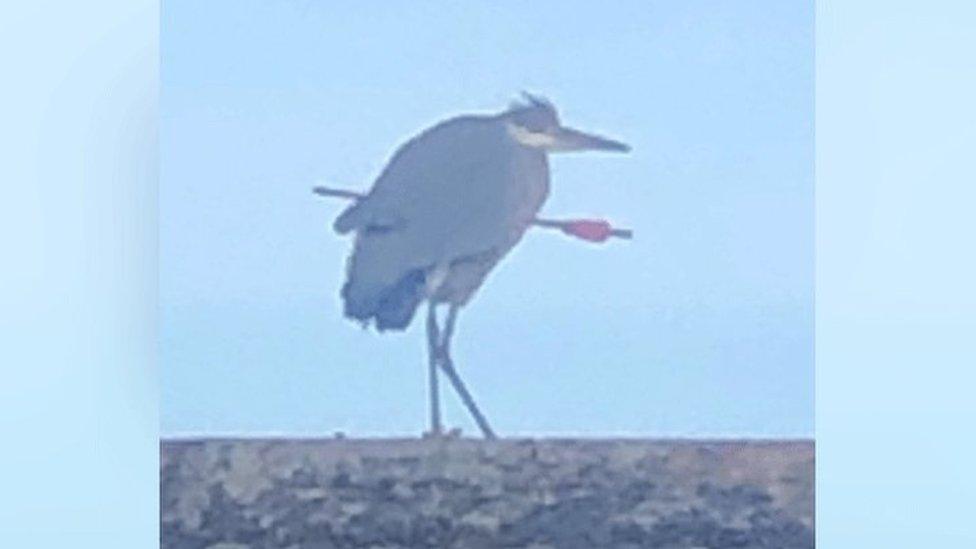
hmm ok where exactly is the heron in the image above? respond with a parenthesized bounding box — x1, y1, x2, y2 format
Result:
(330, 93, 630, 439)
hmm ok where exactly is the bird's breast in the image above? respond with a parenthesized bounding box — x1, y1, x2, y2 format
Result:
(503, 149, 550, 239)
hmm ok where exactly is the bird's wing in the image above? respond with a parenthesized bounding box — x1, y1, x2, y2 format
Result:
(333, 116, 504, 237)
(338, 116, 523, 324)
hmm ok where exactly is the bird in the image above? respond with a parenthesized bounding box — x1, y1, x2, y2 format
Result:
(331, 93, 630, 439)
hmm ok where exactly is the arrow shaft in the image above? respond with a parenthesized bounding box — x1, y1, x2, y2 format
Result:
(312, 186, 632, 240)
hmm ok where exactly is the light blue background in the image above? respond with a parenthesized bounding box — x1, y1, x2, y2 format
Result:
(5, 1, 976, 547)
(1, 1, 157, 546)
(816, 1, 976, 545)
(161, 0, 814, 437)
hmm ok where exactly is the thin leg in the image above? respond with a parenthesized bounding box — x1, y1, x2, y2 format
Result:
(425, 303, 442, 437)
(438, 305, 497, 440)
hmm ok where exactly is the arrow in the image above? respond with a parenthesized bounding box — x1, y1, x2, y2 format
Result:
(312, 186, 633, 243)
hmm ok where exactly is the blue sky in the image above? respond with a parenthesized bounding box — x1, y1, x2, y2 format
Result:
(161, 0, 812, 437)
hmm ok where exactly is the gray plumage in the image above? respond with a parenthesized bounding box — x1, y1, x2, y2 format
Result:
(329, 94, 629, 438)
(335, 94, 629, 331)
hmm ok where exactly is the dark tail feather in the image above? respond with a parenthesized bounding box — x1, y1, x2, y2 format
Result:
(342, 268, 427, 332)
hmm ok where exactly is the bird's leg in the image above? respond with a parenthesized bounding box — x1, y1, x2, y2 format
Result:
(425, 302, 443, 438)
(437, 305, 498, 440)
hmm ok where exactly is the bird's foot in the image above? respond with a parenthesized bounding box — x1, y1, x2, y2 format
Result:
(421, 427, 463, 440)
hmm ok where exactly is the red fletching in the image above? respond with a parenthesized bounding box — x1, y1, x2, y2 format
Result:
(562, 219, 613, 242)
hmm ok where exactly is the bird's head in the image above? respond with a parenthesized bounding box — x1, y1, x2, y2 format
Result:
(503, 92, 630, 154)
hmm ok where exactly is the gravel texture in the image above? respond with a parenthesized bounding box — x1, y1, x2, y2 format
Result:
(161, 438, 813, 549)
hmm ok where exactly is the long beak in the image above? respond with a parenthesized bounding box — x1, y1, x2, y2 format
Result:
(551, 126, 630, 153)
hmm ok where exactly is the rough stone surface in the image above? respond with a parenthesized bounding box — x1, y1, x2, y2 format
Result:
(161, 439, 813, 548)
